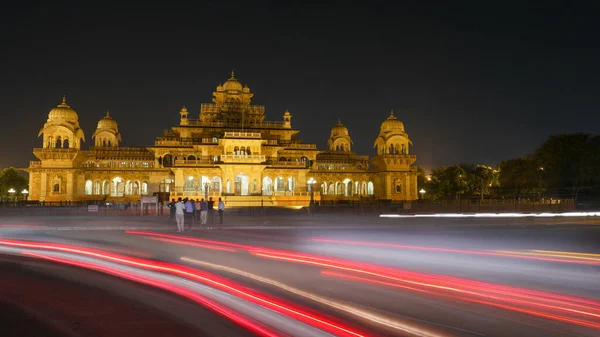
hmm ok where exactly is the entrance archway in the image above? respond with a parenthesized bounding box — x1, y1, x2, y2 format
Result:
(262, 177, 273, 196)
(234, 174, 249, 195)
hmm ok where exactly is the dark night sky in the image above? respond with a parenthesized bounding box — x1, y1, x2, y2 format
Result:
(1, 1, 599, 172)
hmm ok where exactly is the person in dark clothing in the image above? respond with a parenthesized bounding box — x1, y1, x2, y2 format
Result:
(168, 198, 176, 220)
(218, 197, 224, 225)
(207, 197, 215, 224)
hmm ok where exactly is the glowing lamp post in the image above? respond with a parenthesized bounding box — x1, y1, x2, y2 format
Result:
(307, 178, 316, 205)
(8, 188, 15, 203)
(419, 189, 426, 200)
(21, 189, 28, 201)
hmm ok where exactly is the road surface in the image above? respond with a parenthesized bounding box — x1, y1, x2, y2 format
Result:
(1, 220, 599, 337)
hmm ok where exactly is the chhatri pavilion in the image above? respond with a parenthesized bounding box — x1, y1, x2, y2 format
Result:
(26, 72, 418, 206)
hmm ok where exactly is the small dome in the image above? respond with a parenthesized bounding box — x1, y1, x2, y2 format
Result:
(97, 111, 118, 130)
(48, 96, 79, 122)
(330, 119, 349, 137)
(242, 84, 250, 93)
(380, 111, 404, 132)
(222, 71, 243, 91)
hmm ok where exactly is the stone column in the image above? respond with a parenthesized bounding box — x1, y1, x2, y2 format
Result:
(40, 172, 47, 201)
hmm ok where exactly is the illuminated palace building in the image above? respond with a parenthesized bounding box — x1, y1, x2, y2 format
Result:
(26, 73, 418, 206)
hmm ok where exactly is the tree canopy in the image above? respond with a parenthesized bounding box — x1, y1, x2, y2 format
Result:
(0, 167, 28, 197)
(420, 133, 600, 200)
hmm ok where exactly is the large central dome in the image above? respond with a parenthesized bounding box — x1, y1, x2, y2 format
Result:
(47, 96, 79, 123)
(222, 71, 243, 91)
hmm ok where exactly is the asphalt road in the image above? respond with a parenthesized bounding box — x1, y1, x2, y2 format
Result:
(1, 222, 599, 337)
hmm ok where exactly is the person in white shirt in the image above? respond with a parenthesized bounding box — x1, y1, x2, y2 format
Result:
(174, 197, 185, 232)
(218, 198, 225, 225)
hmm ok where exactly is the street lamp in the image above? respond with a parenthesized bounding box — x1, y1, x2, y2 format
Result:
(8, 188, 15, 203)
(203, 182, 210, 200)
(307, 177, 316, 205)
(21, 189, 28, 201)
(419, 189, 426, 199)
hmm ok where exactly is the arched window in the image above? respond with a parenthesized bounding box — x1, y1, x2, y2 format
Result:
(328, 182, 334, 195)
(211, 176, 221, 193)
(212, 137, 218, 143)
(279, 157, 286, 162)
(141, 181, 148, 195)
(287, 177, 296, 192)
(275, 177, 285, 192)
(163, 154, 173, 167)
(343, 178, 352, 196)
(367, 182, 374, 195)
(53, 184, 60, 193)
(321, 182, 327, 195)
(240, 146, 246, 155)
(187, 155, 196, 161)
(63, 139, 69, 149)
(184, 176, 195, 191)
(103, 140, 107, 147)
(102, 180, 109, 195)
(93, 181, 101, 195)
(262, 177, 273, 196)
(361, 181, 367, 195)
(158, 157, 163, 165)
(226, 180, 231, 193)
(246, 147, 252, 155)
(111, 177, 124, 197)
(56, 137, 62, 149)
(335, 182, 342, 195)
(107, 140, 111, 147)
(234, 146, 239, 155)
(395, 182, 402, 193)
(133, 181, 140, 195)
(160, 178, 174, 193)
(401, 144, 406, 154)
(125, 180, 132, 195)
(85, 180, 93, 195)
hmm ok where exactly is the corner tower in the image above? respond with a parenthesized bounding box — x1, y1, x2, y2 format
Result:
(328, 120, 353, 152)
(371, 110, 418, 200)
(93, 111, 121, 147)
(38, 96, 85, 149)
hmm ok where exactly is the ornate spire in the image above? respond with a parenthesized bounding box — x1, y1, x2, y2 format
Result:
(62, 95, 67, 105)
(337, 119, 343, 125)
(105, 110, 110, 117)
(230, 70, 235, 79)
(388, 109, 396, 119)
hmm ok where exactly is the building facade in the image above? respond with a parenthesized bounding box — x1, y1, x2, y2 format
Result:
(26, 73, 418, 206)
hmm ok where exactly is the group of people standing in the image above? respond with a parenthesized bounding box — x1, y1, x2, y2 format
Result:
(169, 197, 224, 232)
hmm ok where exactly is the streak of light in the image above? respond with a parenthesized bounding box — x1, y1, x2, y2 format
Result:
(533, 250, 600, 257)
(380, 212, 600, 218)
(496, 250, 600, 262)
(0, 239, 368, 337)
(148, 237, 237, 252)
(22, 251, 281, 337)
(252, 250, 600, 329)
(181, 256, 451, 337)
(323, 270, 600, 330)
(311, 238, 600, 265)
(0, 224, 46, 229)
(126, 230, 257, 250)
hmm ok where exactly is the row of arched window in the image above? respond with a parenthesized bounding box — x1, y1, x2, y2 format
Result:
(47, 136, 70, 149)
(320, 180, 374, 196)
(84, 178, 148, 197)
